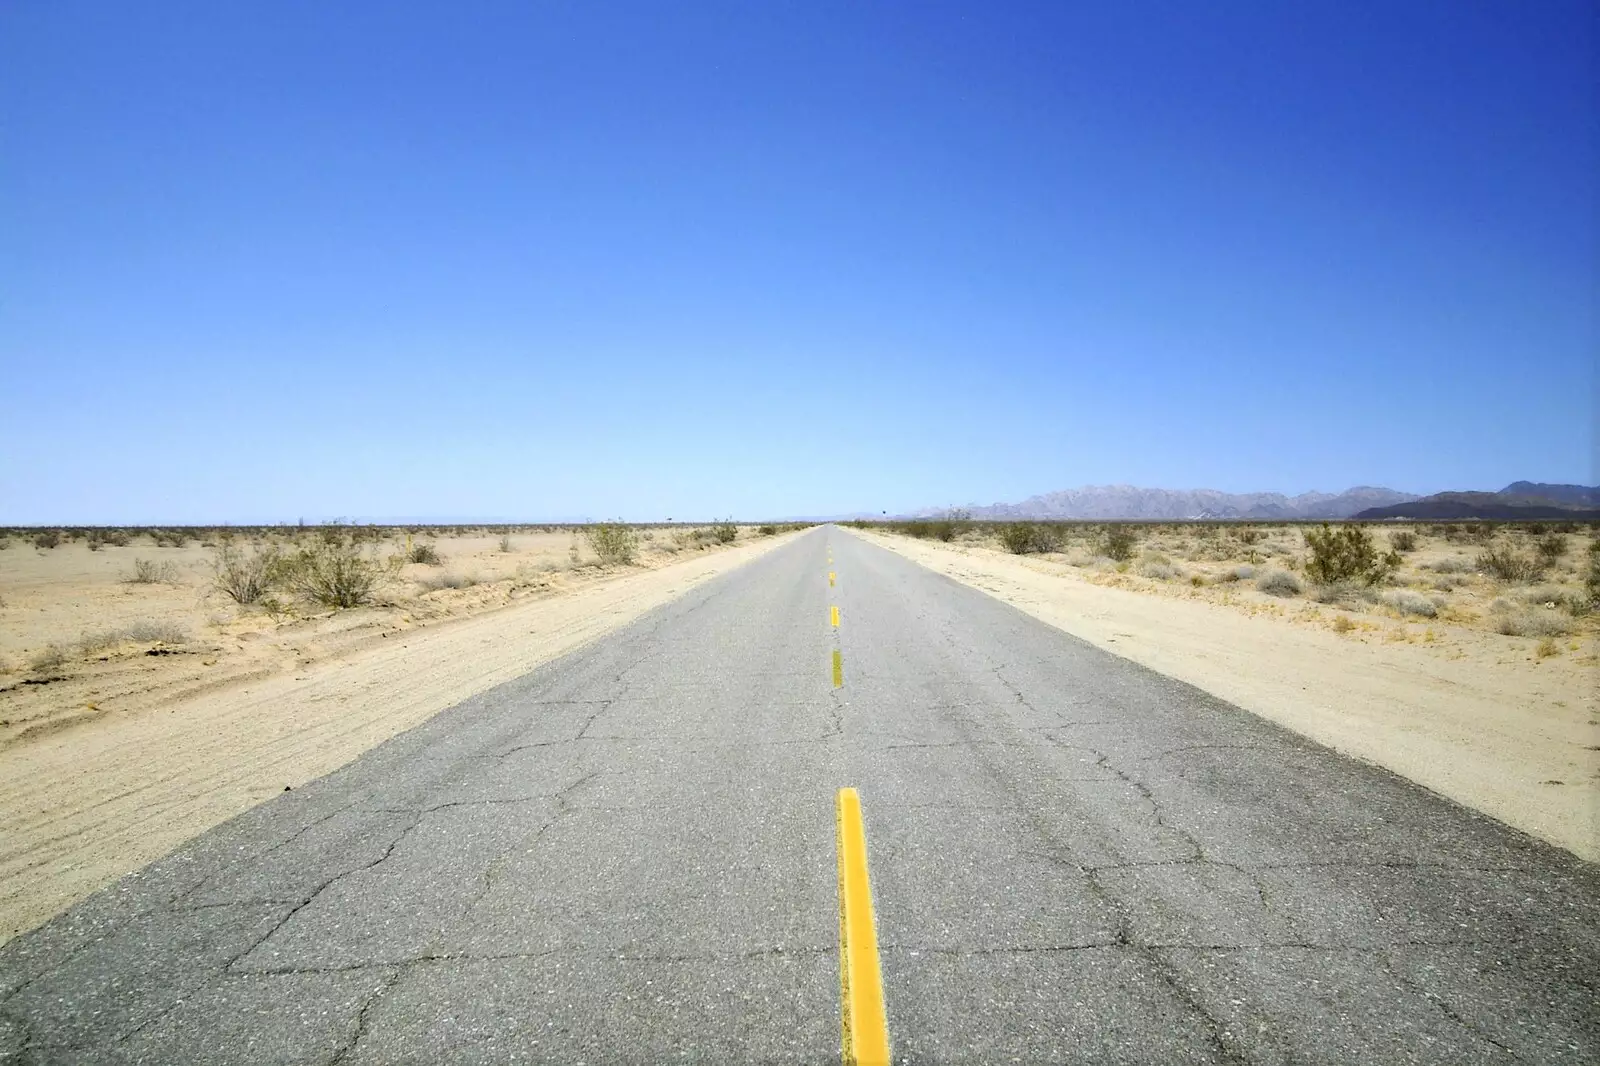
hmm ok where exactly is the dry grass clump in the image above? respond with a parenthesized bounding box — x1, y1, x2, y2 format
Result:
(1382, 589, 1438, 618)
(29, 644, 70, 673)
(127, 558, 181, 584)
(711, 519, 739, 544)
(1218, 564, 1255, 583)
(1492, 607, 1572, 638)
(1136, 551, 1183, 581)
(498, 534, 514, 553)
(1389, 530, 1417, 552)
(80, 621, 191, 655)
(417, 572, 480, 592)
(33, 530, 62, 550)
(1423, 557, 1476, 574)
(1256, 570, 1301, 597)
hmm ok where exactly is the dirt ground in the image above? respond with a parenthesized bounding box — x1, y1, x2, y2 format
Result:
(852, 525, 1598, 862)
(0, 525, 798, 944)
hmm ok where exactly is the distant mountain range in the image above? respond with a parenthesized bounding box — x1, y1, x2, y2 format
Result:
(933, 485, 1418, 521)
(916, 482, 1599, 521)
(1353, 483, 1600, 521)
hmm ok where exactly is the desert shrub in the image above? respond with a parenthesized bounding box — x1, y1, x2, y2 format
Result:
(280, 538, 380, 608)
(711, 519, 738, 544)
(1256, 570, 1301, 597)
(1219, 564, 1255, 583)
(30, 644, 69, 673)
(407, 542, 444, 565)
(1331, 615, 1356, 634)
(998, 522, 1060, 555)
(585, 522, 640, 564)
(211, 543, 280, 604)
(1519, 585, 1592, 616)
(417, 572, 480, 591)
(1389, 531, 1417, 552)
(1234, 528, 1263, 545)
(1137, 551, 1182, 581)
(498, 534, 514, 553)
(1303, 524, 1398, 586)
(34, 530, 61, 550)
(1534, 533, 1567, 563)
(128, 558, 180, 584)
(1382, 589, 1437, 617)
(80, 621, 191, 655)
(1423, 557, 1476, 574)
(1493, 610, 1572, 638)
(1102, 525, 1138, 561)
(1476, 544, 1545, 583)
(758, 524, 777, 536)
(1314, 581, 1379, 607)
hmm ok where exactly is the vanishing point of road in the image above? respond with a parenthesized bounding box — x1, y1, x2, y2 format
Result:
(2, 527, 1596, 1063)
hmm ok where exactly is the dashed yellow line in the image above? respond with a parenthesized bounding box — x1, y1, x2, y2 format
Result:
(832, 648, 843, 688)
(830, 605, 840, 627)
(836, 788, 890, 1065)
(829, 571, 836, 587)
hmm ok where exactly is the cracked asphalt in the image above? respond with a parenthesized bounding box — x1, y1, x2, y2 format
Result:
(2, 526, 1597, 1063)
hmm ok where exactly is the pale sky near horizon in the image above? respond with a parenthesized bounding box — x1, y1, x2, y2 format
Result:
(3, 1, 1594, 523)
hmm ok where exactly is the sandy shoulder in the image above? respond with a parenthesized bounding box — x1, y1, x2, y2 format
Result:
(849, 528, 1599, 862)
(0, 532, 798, 944)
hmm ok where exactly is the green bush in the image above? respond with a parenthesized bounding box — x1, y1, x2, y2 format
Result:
(281, 537, 380, 608)
(1476, 544, 1545, 583)
(211, 543, 280, 604)
(585, 522, 640, 564)
(757, 524, 777, 536)
(1102, 525, 1137, 561)
(1534, 533, 1567, 563)
(1303, 524, 1398, 586)
(407, 542, 444, 565)
(1389, 530, 1417, 552)
(998, 522, 1061, 555)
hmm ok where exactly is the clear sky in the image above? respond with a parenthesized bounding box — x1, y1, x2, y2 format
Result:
(3, 1, 1594, 522)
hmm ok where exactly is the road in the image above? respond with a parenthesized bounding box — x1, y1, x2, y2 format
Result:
(2, 526, 1596, 1063)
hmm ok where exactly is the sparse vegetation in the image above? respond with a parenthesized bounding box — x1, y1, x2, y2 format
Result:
(128, 558, 181, 584)
(1389, 530, 1417, 552)
(29, 644, 69, 673)
(407, 542, 444, 565)
(280, 536, 381, 608)
(34, 530, 61, 550)
(80, 621, 191, 655)
(1476, 544, 1545, 583)
(211, 543, 281, 605)
(1256, 570, 1301, 597)
(998, 522, 1061, 555)
(417, 572, 480, 592)
(1303, 524, 1398, 586)
(711, 518, 738, 544)
(1492, 608, 1572, 638)
(758, 524, 778, 536)
(585, 522, 640, 565)
(1382, 589, 1437, 618)
(498, 534, 514, 553)
(1102, 525, 1137, 562)
(1534, 533, 1567, 564)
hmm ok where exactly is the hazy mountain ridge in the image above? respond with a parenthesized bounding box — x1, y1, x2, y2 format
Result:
(1354, 483, 1600, 521)
(935, 485, 1419, 521)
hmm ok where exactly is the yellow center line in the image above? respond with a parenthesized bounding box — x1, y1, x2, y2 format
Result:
(836, 788, 891, 1066)
(830, 605, 840, 627)
(829, 571, 836, 587)
(832, 648, 843, 688)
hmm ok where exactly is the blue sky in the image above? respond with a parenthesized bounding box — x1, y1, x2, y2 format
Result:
(3, 1, 1593, 522)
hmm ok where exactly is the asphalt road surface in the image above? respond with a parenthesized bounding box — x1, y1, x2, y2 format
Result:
(2, 527, 1596, 1064)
